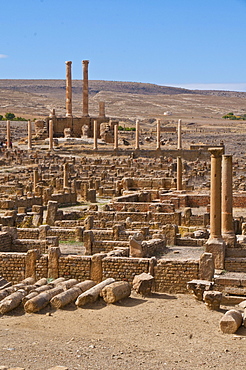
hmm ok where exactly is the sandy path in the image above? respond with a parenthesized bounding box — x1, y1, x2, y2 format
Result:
(0, 293, 245, 370)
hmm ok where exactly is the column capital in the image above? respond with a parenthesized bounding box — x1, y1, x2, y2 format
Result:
(82, 60, 89, 65)
(208, 147, 224, 157)
(65, 61, 72, 65)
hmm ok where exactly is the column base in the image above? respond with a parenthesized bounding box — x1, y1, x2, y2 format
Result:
(205, 238, 226, 269)
(222, 232, 236, 247)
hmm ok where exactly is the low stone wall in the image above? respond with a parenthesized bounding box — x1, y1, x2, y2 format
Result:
(225, 257, 246, 272)
(0, 253, 26, 283)
(0, 250, 199, 292)
(0, 232, 12, 252)
(154, 259, 199, 293)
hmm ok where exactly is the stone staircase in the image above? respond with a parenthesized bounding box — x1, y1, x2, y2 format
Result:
(214, 271, 246, 304)
(225, 242, 246, 273)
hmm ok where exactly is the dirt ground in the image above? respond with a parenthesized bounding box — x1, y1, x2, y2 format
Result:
(0, 293, 245, 370)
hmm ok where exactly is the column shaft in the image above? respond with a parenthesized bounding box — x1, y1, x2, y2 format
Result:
(156, 119, 161, 149)
(6, 120, 11, 149)
(27, 120, 32, 150)
(93, 120, 98, 150)
(114, 123, 118, 150)
(82, 60, 89, 117)
(135, 119, 140, 150)
(65, 61, 72, 117)
(49, 119, 54, 150)
(99, 101, 105, 118)
(177, 156, 182, 190)
(222, 155, 235, 245)
(209, 148, 223, 239)
(177, 119, 182, 149)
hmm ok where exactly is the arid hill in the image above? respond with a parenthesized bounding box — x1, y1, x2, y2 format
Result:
(0, 79, 246, 120)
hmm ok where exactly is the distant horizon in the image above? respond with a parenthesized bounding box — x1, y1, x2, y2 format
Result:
(0, 77, 245, 93)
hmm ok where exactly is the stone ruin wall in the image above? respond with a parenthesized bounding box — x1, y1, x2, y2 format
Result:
(0, 250, 199, 293)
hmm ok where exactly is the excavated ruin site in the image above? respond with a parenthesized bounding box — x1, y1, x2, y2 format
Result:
(1, 61, 246, 369)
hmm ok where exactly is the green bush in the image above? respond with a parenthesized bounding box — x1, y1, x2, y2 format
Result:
(5, 112, 15, 120)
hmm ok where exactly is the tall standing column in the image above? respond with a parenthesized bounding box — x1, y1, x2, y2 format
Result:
(63, 162, 69, 188)
(177, 156, 182, 190)
(135, 119, 140, 150)
(177, 119, 182, 149)
(6, 120, 11, 149)
(33, 169, 39, 192)
(114, 123, 118, 150)
(93, 120, 98, 150)
(99, 101, 105, 118)
(49, 119, 54, 150)
(65, 61, 72, 117)
(156, 119, 161, 150)
(206, 147, 226, 269)
(27, 120, 32, 150)
(82, 60, 89, 117)
(222, 155, 235, 246)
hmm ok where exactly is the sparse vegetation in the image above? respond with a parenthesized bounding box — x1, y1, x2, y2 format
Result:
(0, 112, 27, 121)
(118, 126, 136, 131)
(222, 112, 246, 120)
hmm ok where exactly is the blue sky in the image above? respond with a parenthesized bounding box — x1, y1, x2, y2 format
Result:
(1, 0, 246, 91)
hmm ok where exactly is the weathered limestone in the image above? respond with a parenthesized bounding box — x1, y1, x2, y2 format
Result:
(99, 101, 105, 118)
(75, 278, 115, 307)
(132, 272, 154, 296)
(222, 155, 236, 246)
(219, 309, 242, 334)
(6, 120, 11, 149)
(46, 200, 58, 226)
(63, 162, 69, 188)
(33, 169, 39, 192)
(199, 252, 214, 280)
(114, 122, 118, 150)
(206, 148, 226, 269)
(203, 290, 222, 310)
(49, 119, 54, 150)
(101, 281, 131, 303)
(82, 60, 89, 117)
(48, 247, 61, 279)
(25, 249, 39, 279)
(135, 119, 140, 150)
(187, 280, 214, 301)
(24, 285, 64, 313)
(156, 119, 161, 150)
(129, 233, 144, 257)
(176, 156, 182, 190)
(65, 61, 72, 117)
(177, 119, 182, 149)
(27, 120, 32, 150)
(50, 280, 96, 309)
(0, 290, 27, 314)
(93, 120, 98, 150)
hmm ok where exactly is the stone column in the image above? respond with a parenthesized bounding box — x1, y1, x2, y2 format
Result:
(49, 119, 53, 150)
(63, 162, 69, 188)
(206, 148, 225, 269)
(82, 60, 89, 117)
(33, 169, 39, 192)
(176, 156, 182, 190)
(156, 119, 161, 150)
(99, 101, 105, 118)
(222, 154, 236, 246)
(65, 61, 72, 117)
(114, 123, 118, 150)
(6, 120, 11, 149)
(27, 120, 32, 150)
(135, 119, 140, 150)
(93, 120, 98, 150)
(177, 119, 182, 149)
